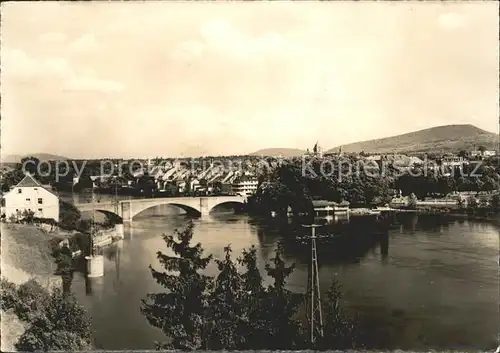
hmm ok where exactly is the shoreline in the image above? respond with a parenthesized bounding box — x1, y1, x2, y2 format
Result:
(398, 208, 500, 223)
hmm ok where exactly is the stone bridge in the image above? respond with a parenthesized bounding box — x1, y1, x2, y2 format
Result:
(74, 195, 247, 222)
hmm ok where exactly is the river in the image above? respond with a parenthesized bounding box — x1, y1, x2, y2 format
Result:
(61, 192, 499, 350)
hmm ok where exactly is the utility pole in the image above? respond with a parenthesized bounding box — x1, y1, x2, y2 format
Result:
(113, 176, 119, 216)
(90, 185, 95, 257)
(297, 224, 327, 345)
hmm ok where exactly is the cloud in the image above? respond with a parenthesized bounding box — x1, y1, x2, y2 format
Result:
(1, 2, 497, 158)
(181, 19, 304, 61)
(69, 32, 99, 52)
(43, 58, 73, 77)
(66, 76, 124, 93)
(2, 47, 124, 93)
(1, 48, 72, 79)
(171, 40, 205, 60)
(438, 12, 467, 30)
(39, 32, 66, 42)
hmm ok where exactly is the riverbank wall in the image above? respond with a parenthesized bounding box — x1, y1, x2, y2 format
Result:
(93, 224, 124, 247)
(57, 224, 124, 256)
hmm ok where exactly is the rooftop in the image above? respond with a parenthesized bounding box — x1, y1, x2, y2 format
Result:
(312, 200, 350, 207)
(15, 174, 42, 188)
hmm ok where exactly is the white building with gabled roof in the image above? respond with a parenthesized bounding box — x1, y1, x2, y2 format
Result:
(232, 175, 258, 196)
(1, 174, 59, 222)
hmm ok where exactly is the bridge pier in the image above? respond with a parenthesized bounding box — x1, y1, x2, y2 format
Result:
(199, 210, 210, 220)
(121, 201, 133, 223)
(199, 197, 209, 218)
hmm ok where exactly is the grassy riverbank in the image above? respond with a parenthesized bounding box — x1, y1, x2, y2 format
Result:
(1, 224, 61, 286)
(1, 224, 63, 351)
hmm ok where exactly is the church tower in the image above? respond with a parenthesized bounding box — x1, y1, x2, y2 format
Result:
(313, 142, 323, 158)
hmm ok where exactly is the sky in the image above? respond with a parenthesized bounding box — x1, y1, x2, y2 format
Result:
(1, 1, 498, 158)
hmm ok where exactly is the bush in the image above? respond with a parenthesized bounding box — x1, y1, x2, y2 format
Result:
(15, 279, 51, 322)
(467, 196, 478, 209)
(74, 232, 91, 255)
(76, 219, 93, 233)
(59, 200, 82, 231)
(1, 278, 92, 351)
(21, 210, 35, 224)
(407, 193, 417, 210)
(0, 278, 19, 312)
(492, 194, 500, 211)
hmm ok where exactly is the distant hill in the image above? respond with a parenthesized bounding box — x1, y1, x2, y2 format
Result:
(327, 124, 498, 154)
(1, 153, 69, 164)
(249, 148, 307, 157)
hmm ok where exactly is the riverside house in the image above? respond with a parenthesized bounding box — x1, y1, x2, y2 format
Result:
(1, 174, 59, 222)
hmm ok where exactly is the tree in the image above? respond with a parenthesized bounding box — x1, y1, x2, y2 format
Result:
(319, 279, 361, 350)
(407, 193, 418, 209)
(207, 245, 246, 349)
(262, 242, 304, 349)
(10, 279, 51, 322)
(467, 196, 478, 209)
(437, 176, 456, 196)
(53, 245, 75, 294)
(238, 246, 268, 349)
(20, 156, 40, 176)
(136, 173, 157, 197)
(21, 209, 35, 224)
(15, 287, 92, 351)
(141, 221, 213, 350)
(59, 200, 82, 230)
(478, 145, 487, 153)
(1, 278, 92, 351)
(74, 174, 93, 192)
(1, 168, 25, 191)
(491, 194, 500, 211)
(255, 181, 294, 216)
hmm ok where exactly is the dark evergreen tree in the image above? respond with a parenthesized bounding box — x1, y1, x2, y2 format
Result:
(141, 221, 213, 350)
(207, 245, 245, 349)
(53, 245, 75, 294)
(319, 278, 361, 350)
(263, 242, 304, 349)
(239, 246, 268, 346)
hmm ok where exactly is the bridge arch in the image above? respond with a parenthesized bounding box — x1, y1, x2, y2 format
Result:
(129, 202, 202, 220)
(208, 200, 245, 215)
(80, 209, 123, 224)
(97, 210, 123, 224)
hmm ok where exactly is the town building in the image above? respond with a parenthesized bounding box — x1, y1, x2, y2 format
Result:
(304, 142, 323, 158)
(441, 155, 469, 167)
(1, 174, 59, 222)
(312, 200, 350, 216)
(231, 175, 258, 196)
(323, 146, 343, 158)
(471, 150, 497, 158)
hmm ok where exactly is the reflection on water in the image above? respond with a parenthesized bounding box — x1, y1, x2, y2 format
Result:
(68, 205, 499, 351)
